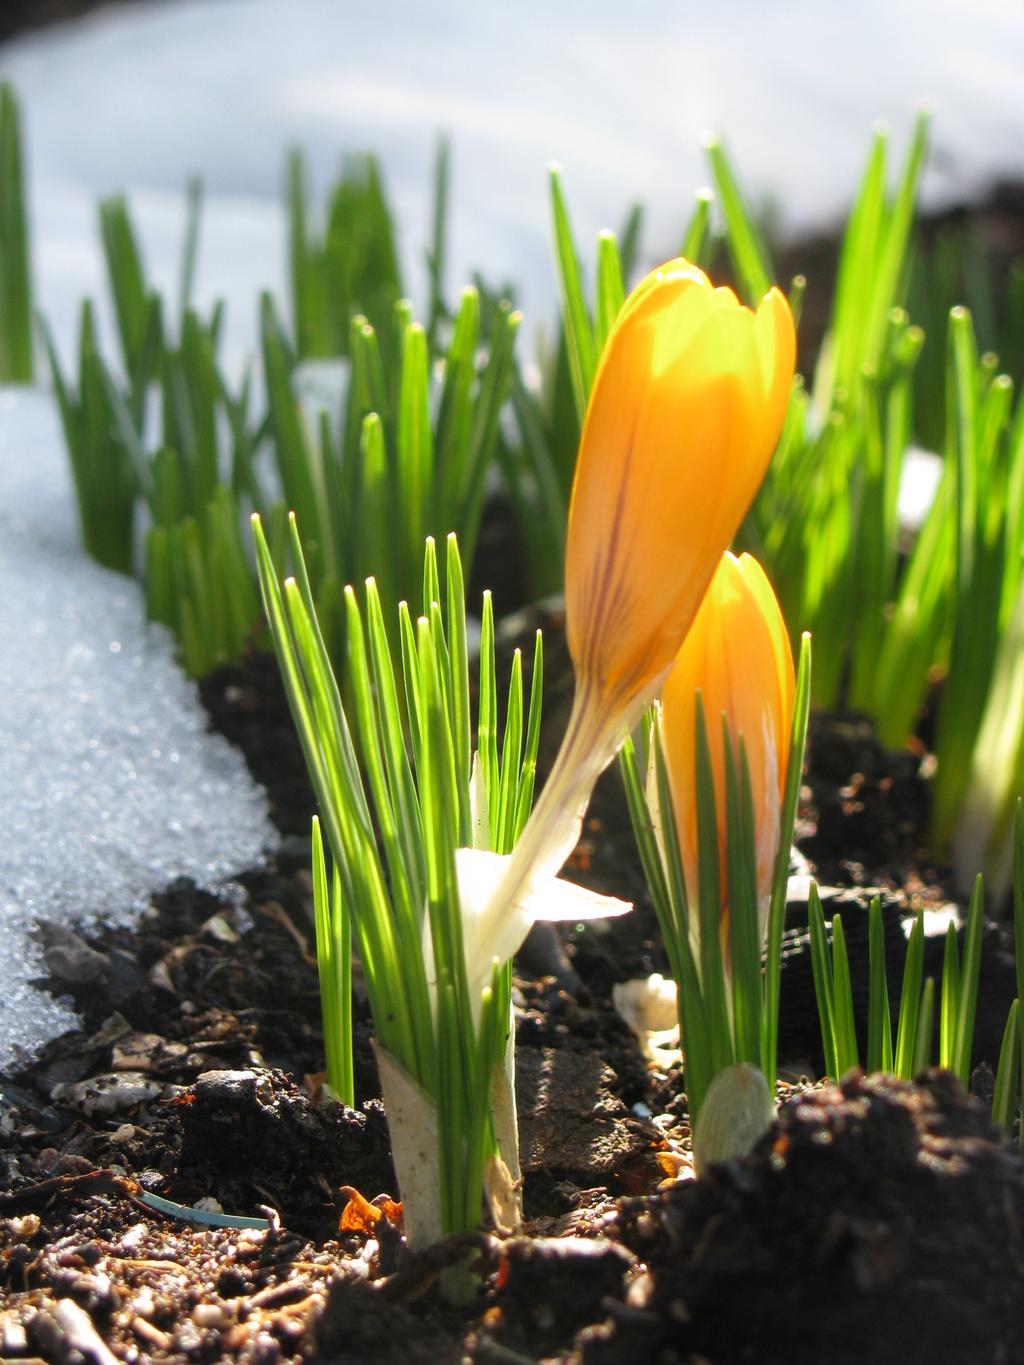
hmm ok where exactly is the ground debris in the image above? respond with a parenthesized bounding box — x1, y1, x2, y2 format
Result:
(1, 1207, 362, 1364)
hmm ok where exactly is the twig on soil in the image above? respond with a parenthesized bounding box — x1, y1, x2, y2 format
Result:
(0, 1168, 128, 1213)
(257, 900, 317, 966)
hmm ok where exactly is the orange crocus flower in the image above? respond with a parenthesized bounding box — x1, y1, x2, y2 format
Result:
(481, 259, 795, 931)
(566, 259, 794, 717)
(660, 550, 796, 960)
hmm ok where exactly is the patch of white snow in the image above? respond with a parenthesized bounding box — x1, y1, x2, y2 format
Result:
(0, 387, 276, 1069)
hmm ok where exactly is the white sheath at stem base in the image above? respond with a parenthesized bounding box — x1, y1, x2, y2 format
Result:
(489, 1004, 523, 1230)
(372, 1040, 442, 1250)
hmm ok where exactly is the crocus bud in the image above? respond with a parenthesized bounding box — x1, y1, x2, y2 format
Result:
(660, 551, 796, 956)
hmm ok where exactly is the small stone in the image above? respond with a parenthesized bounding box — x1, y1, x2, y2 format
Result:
(118, 1223, 148, 1255)
(38, 924, 109, 985)
(192, 1302, 227, 1329)
(50, 1072, 174, 1117)
(1, 1318, 29, 1354)
(132, 1290, 157, 1319)
(6, 1213, 40, 1239)
(201, 913, 240, 944)
(249, 1330, 281, 1364)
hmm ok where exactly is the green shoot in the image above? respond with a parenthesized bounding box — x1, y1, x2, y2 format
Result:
(549, 164, 598, 425)
(287, 148, 404, 360)
(808, 894, 860, 1079)
(312, 816, 354, 1107)
(703, 133, 772, 304)
(950, 875, 985, 1084)
(866, 896, 893, 1074)
(99, 193, 157, 377)
(894, 912, 925, 1079)
(991, 999, 1020, 1133)
(0, 81, 32, 381)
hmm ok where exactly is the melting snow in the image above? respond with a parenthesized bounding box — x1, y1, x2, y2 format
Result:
(0, 388, 276, 1069)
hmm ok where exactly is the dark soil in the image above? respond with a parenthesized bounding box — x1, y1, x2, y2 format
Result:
(3, 615, 1023, 1363)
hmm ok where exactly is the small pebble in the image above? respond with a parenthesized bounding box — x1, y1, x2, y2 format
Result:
(56, 1154, 94, 1175)
(174, 1321, 204, 1353)
(132, 1290, 157, 1319)
(119, 1224, 148, 1255)
(1, 1320, 29, 1354)
(201, 913, 240, 944)
(192, 1302, 227, 1329)
(50, 1072, 171, 1117)
(249, 1330, 281, 1364)
(6, 1214, 40, 1239)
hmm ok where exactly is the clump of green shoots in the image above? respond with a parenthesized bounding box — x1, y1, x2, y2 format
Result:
(45, 299, 144, 575)
(253, 522, 608, 1245)
(809, 798, 1024, 1145)
(288, 145, 426, 361)
(809, 885, 982, 1085)
(260, 279, 520, 662)
(45, 151, 519, 682)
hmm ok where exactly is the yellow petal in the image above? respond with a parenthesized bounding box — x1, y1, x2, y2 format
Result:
(660, 551, 795, 955)
(565, 263, 795, 721)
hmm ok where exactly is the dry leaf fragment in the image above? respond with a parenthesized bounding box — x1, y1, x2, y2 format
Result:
(339, 1187, 403, 1234)
(339, 1186, 380, 1233)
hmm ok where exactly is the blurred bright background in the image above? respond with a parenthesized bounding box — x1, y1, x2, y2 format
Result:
(4, 0, 1024, 366)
